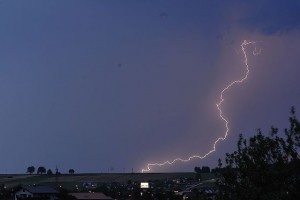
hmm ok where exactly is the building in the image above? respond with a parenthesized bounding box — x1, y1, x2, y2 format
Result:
(69, 192, 113, 200)
(14, 185, 58, 200)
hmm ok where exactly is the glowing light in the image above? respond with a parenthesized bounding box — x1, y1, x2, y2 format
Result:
(141, 40, 260, 173)
(140, 182, 149, 189)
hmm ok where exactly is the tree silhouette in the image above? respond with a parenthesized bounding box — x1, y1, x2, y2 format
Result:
(69, 169, 75, 174)
(47, 169, 53, 175)
(217, 107, 300, 200)
(26, 166, 35, 174)
(37, 166, 46, 174)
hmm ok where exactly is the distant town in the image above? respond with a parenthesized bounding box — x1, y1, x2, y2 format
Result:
(1, 168, 218, 200)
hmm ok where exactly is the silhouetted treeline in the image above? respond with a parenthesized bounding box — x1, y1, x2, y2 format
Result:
(215, 107, 300, 200)
(194, 166, 211, 173)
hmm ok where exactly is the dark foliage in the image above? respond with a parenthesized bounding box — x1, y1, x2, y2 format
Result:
(217, 107, 300, 200)
(194, 166, 211, 173)
(37, 166, 46, 174)
(26, 166, 35, 174)
(47, 169, 53, 175)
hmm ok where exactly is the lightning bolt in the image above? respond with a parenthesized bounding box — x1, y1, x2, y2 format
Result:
(141, 40, 260, 173)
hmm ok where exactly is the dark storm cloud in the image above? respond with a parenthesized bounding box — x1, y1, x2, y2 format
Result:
(239, 0, 300, 35)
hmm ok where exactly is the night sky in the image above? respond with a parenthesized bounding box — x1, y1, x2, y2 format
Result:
(1, 0, 300, 173)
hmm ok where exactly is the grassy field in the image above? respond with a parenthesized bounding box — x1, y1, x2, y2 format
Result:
(0, 172, 198, 189)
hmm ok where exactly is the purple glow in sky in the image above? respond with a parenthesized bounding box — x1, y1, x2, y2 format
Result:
(0, 0, 300, 173)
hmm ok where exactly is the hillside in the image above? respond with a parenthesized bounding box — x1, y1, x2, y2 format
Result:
(0, 172, 198, 189)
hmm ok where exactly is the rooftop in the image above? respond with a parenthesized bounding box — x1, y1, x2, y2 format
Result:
(23, 185, 58, 194)
(69, 192, 113, 200)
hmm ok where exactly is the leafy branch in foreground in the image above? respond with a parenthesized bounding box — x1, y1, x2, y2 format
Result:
(217, 107, 300, 200)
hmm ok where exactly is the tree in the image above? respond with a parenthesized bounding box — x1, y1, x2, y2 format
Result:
(201, 166, 211, 173)
(194, 166, 202, 173)
(194, 166, 210, 173)
(217, 107, 300, 200)
(26, 166, 35, 174)
(47, 169, 53, 175)
(69, 169, 75, 174)
(37, 166, 46, 174)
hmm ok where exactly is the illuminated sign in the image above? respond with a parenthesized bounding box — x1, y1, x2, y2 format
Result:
(140, 182, 149, 189)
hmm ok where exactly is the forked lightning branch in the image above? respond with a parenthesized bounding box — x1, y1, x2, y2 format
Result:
(142, 40, 261, 173)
